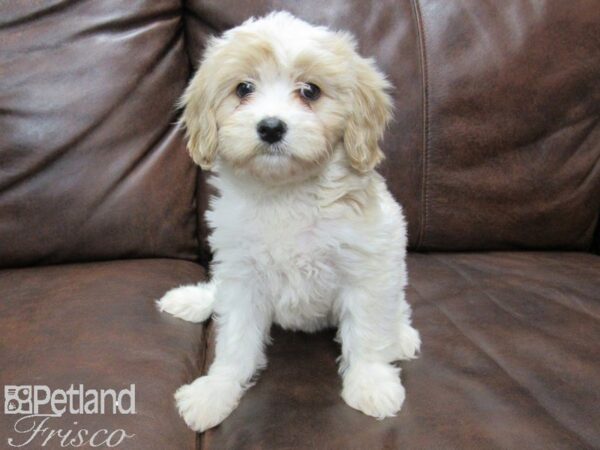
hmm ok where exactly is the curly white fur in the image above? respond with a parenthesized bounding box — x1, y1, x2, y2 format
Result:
(157, 11, 420, 432)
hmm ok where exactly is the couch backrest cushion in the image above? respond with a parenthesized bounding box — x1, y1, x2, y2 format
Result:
(0, 1, 199, 267)
(185, 0, 600, 251)
(2, 2, 598, 263)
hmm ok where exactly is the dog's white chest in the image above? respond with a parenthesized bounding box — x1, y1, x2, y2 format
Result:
(249, 216, 340, 331)
(209, 195, 342, 332)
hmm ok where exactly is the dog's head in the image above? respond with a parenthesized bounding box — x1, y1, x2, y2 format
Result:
(181, 12, 392, 183)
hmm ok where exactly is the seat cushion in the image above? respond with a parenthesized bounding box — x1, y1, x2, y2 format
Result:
(0, 259, 206, 450)
(199, 252, 600, 449)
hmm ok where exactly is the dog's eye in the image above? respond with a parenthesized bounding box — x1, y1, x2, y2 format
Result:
(236, 82, 255, 98)
(299, 83, 321, 101)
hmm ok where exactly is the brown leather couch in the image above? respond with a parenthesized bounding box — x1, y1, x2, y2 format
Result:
(1, 1, 599, 449)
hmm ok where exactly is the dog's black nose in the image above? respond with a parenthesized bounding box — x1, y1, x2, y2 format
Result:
(257, 117, 287, 144)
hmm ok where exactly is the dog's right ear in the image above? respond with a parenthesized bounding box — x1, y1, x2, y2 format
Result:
(180, 40, 221, 170)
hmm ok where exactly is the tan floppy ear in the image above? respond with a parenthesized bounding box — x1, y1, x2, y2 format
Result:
(344, 55, 393, 173)
(179, 40, 221, 170)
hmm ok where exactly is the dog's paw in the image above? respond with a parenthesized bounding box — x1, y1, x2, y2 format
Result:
(396, 323, 421, 361)
(156, 283, 215, 323)
(175, 375, 243, 432)
(341, 362, 405, 419)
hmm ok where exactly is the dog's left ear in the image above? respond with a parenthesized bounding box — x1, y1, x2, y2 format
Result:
(344, 54, 393, 173)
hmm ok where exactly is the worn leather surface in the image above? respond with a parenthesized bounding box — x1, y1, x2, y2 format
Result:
(200, 252, 600, 449)
(0, 259, 206, 450)
(185, 0, 600, 251)
(0, 1, 199, 268)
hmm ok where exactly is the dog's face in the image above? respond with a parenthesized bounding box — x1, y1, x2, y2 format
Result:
(181, 12, 392, 183)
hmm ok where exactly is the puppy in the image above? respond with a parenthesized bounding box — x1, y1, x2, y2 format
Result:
(158, 11, 420, 432)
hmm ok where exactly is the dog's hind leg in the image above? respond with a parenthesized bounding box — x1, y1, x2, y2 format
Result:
(156, 280, 217, 323)
(394, 301, 421, 361)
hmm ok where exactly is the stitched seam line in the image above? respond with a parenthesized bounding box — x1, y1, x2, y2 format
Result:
(411, 0, 430, 250)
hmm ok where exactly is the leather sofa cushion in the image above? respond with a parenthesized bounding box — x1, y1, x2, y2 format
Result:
(0, 1, 199, 268)
(185, 0, 600, 251)
(0, 259, 206, 450)
(199, 252, 600, 449)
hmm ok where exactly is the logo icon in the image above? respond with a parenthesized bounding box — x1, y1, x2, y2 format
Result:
(4, 386, 32, 414)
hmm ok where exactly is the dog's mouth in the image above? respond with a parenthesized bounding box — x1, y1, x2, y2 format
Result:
(260, 142, 288, 156)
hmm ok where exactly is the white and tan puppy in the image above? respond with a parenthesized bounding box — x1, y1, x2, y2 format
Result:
(158, 11, 420, 432)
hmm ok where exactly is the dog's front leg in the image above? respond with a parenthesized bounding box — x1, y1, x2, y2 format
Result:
(174, 279, 271, 432)
(337, 286, 410, 419)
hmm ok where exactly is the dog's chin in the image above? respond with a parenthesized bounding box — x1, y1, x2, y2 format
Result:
(228, 144, 328, 185)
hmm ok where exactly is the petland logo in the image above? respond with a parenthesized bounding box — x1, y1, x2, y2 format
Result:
(4, 385, 136, 447)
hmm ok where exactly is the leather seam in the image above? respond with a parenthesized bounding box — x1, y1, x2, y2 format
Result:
(411, 0, 430, 250)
